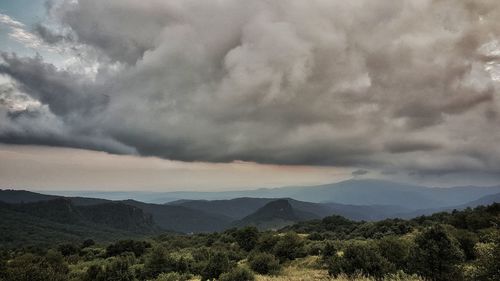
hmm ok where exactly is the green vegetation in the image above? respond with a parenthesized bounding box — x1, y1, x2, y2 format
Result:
(0, 203, 498, 281)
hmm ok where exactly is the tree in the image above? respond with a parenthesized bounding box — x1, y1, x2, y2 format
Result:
(200, 251, 233, 281)
(219, 266, 254, 281)
(273, 232, 305, 262)
(470, 239, 500, 281)
(409, 226, 464, 281)
(143, 246, 170, 279)
(248, 252, 280, 275)
(57, 243, 79, 257)
(328, 242, 393, 279)
(376, 236, 411, 269)
(106, 240, 150, 257)
(256, 232, 279, 253)
(234, 227, 259, 252)
(102, 257, 135, 281)
(5, 253, 68, 281)
(82, 239, 95, 249)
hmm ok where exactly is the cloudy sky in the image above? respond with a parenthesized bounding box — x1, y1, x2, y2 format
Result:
(1, 0, 500, 191)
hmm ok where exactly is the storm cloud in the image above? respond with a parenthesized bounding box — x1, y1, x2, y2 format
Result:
(1, 0, 500, 179)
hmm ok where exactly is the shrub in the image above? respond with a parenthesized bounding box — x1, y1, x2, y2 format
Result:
(234, 227, 259, 252)
(256, 232, 279, 253)
(468, 241, 500, 281)
(409, 226, 464, 281)
(377, 236, 411, 269)
(57, 243, 79, 256)
(273, 232, 305, 262)
(5, 253, 68, 281)
(219, 266, 255, 281)
(200, 251, 234, 281)
(106, 240, 151, 257)
(143, 246, 190, 279)
(328, 242, 394, 279)
(81, 239, 95, 249)
(103, 257, 135, 281)
(248, 252, 280, 275)
(153, 272, 192, 281)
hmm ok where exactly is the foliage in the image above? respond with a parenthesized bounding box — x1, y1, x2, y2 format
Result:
(409, 225, 464, 281)
(219, 266, 255, 281)
(200, 251, 234, 281)
(328, 242, 394, 279)
(249, 252, 281, 275)
(273, 232, 305, 262)
(3, 252, 68, 281)
(83, 256, 135, 281)
(234, 226, 259, 252)
(150, 272, 192, 281)
(106, 239, 151, 257)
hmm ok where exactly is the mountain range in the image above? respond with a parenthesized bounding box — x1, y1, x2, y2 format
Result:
(45, 179, 500, 209)
(1, 179, 499, 245)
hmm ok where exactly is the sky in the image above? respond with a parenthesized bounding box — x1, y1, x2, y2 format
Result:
(1, 0, 500, 191)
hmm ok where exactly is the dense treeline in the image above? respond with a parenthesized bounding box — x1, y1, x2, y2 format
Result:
(0, 204, 498, 281)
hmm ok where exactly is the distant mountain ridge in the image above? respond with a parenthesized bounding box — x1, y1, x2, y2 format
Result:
(42, 179, 500, 209)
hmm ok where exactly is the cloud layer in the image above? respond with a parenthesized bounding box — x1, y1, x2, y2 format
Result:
(1, 0, 500, 179)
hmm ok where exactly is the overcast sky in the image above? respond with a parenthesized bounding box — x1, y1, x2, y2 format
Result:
(1, 0, 500, 191)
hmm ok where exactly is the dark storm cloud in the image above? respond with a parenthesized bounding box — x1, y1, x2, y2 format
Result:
(0, 53, 109, 116)
(352, 169, 369, 177)
(384, 140, 443, 154)
(1, 0, 500, 178)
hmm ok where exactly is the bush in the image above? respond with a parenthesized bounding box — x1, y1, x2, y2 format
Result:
(273, 232, 305, 262)
(106, 240, 151, 257)
(248, 252, 280, 275)
(234, 227, 259, 252)
(256, 233, 279, 253)
(143, 246, 193, 279)
(81, 239, 95, 249)
(57, 243, 79, 257)
(409, 226, 464, 281)
(328, 242, 394, 279)
(200, 251, 234, 281)
(219, 266, 255, 281)
(468, 240, 500, 281)
(152, 272, 192, 281)
(377, 236, 411, 269)
(5, 253, 68, 281)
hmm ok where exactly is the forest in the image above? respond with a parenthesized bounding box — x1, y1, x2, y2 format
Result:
(0, 203, 498, 281)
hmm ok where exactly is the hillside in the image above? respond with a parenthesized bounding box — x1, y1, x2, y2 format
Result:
(0, 189, 59, 203)
(60, 179, 500, 209)
(0, 199, 160, 247)
(0, 189, 232, 233)
(233, 199, 318, 230)
(122, 200, 233, 233)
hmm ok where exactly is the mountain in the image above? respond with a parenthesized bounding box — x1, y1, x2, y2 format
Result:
(0, 189, 59, 203)
(168, 197, 276, 220)
(53, 179, 500, 210)
(397, 192, 500, 218)
(0, 189, 231, 233)
(0, 198, 160, 247)
(0, 189, 111, 206)
(233, 199, 318, 230)
(458, 192, 500, 208)
(122, 200, 233, 233)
